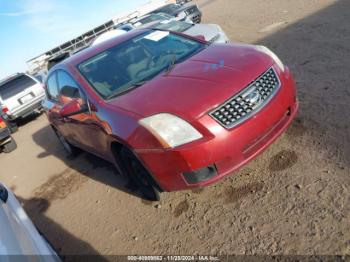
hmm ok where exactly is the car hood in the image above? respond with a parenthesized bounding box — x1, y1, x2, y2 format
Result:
(184, 23, 221, 42)
(108, 44, 274, 121)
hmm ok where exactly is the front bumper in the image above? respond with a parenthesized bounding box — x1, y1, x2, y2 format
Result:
(136, 66, 298, 192)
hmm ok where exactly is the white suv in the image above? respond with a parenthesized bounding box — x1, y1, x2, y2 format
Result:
(0, 73, 46, 132)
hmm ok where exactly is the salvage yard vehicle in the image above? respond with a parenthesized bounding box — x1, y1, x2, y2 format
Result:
(119, 13, 229, 44)
(42, 29, 298, 201)
(143, 19, 230, 43)
(0, 183, 60, 260)
(0, 112, 17, 153)
(128, 13, 176, 28)
(0, 73, 46, 132)
(151, 3, 202, 23)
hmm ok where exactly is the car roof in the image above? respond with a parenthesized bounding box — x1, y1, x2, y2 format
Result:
(0, 73, 29, 86)
(51, 28, 151, 71)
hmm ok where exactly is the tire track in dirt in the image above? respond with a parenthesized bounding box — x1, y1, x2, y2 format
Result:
(33, 168, 88, 205)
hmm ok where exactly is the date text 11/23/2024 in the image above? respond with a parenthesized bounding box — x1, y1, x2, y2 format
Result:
(127, 255, 219, 261)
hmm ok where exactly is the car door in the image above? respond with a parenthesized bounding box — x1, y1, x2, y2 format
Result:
(56, 70, 109, 158)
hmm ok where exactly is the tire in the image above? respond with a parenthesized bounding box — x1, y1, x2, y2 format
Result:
(119, 147, 160, 201)
(2, 138, 17, 153)
(52, 128, 80, 158)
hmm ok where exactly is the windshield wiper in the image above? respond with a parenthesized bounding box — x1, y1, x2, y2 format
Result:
(164, 54, 177, 75)
(107, 80, 148, 100)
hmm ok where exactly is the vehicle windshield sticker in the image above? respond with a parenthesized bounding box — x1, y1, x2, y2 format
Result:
(160, 20, 171, 24)
(144, 31, 169, 41)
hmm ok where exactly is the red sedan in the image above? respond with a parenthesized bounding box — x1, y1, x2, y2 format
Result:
(43, 29, 298, 200)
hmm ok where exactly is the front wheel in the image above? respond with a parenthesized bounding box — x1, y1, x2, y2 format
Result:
(119, 147, 160, 201)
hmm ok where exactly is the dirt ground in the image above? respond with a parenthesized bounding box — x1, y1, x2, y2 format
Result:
(1, 0, 350, 258)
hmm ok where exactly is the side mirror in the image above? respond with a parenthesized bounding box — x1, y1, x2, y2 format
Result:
(194, 34, 206, 42)
(59, 99, 88, 118)
(60, 85, 80, 99)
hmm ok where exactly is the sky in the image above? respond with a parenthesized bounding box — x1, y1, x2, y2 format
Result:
(0, 0, 148, 78)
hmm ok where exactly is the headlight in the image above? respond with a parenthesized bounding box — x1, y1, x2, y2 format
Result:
(139, 113, 202, 148)
(176, 11, 186, 20)
(254, 45, 285, 72)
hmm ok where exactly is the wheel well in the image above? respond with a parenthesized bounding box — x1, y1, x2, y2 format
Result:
(110, 141, 124, 159)
(110, 141, 164, 192)
(110, 141, 127, 172)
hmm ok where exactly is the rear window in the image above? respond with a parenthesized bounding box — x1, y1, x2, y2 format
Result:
(0, 75, 36, 100)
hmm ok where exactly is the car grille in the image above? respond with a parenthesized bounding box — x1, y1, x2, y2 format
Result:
(210, 67, 280, 129)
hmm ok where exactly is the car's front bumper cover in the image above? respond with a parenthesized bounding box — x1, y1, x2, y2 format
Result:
(135, 66, 298, 192)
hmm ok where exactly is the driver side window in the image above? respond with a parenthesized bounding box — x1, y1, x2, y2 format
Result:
(57, 70, 85, 105)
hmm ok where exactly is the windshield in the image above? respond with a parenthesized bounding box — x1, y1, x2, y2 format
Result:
(155, 20, 193, 32)
(0, 75, 36, 100)
(78, 30, 205, 99)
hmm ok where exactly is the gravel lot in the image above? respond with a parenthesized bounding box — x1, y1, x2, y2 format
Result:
(1, 0, 349, 257)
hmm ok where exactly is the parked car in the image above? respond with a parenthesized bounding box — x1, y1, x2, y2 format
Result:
(47, 53, 71, 71)
(176, 0, 192, 4)
(91, 29, 127, 46)
(128, 13, 176, 27)
(33, 71, 47, 83)
(0, 112, 17, 153)
(0, 183, 60, 259)
(42, 29, 298, 201)
(0, 73, 46, 132)
(151, 3, 202, 23)
(118, 13, 229, 44)
(144, 19, 230, 43)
